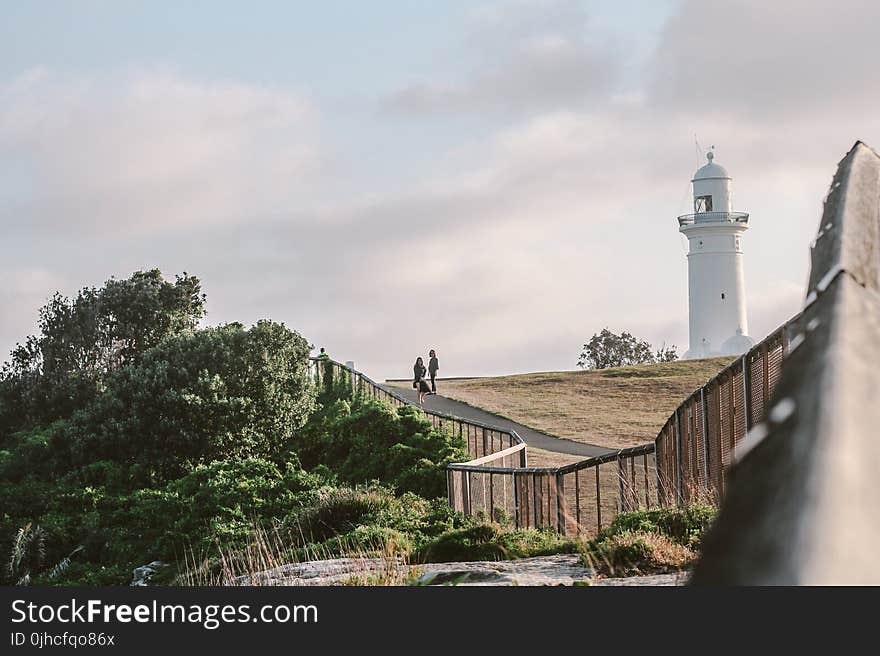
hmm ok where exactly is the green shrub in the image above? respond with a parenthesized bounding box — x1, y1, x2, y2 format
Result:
(415, 522, 580, 563)
(582, 531, 694, 577)
(62, 321, 315, 482)
(292, 486, 394, 542)
(295, 398, 467, 498)
(581, 504, 715, 577)
(596, 504, 716, 549)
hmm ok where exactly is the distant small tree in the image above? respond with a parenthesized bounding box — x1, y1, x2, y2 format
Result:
(577, 328, 678, 370)
(655, 343, 679, 363)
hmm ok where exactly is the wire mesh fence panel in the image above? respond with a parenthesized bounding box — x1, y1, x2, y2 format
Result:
(732, 364, 747, 455)
(767, 333, 786, 399)
(617, 453, 657, 512)
(678, 405, 692, 502)
(749, 350, 765, 429)
(693, 394, 707, 489)
(656, 422, 675, 505)
(719, 373, 734, 473)
(467, 471, 491, 520)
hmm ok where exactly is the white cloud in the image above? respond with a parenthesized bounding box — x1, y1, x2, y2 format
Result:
(3, 1, 879, 379)
(0, 69, 322, 237)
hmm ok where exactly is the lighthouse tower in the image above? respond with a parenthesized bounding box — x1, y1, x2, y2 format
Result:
(679, 150, 755, 359)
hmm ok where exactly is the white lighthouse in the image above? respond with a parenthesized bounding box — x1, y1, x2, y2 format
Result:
(679, 149, 755, 359)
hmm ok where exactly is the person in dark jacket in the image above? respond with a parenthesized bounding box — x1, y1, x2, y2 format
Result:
(413, 357, 431, 405)
(428, 349, 439, 394)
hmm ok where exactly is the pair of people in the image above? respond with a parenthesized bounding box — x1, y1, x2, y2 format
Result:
(412, 349, 439, 405)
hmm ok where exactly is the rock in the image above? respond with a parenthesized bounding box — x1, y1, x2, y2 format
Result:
(236, 554, 689, 587)
(131, 560, 168, 587)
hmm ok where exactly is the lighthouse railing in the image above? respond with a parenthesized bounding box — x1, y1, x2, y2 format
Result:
(677, 211, 750, 226)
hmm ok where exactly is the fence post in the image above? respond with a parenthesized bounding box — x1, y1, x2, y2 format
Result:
(701, 387, 711, 487)
(447, 470, 455, 509)
(617, 456, 625, 513)
(489, 472, 494, 521)
(555, 472, 566, 535)
(674, 409, 684, 504)
(762, 342, 770, 409)
(512, 471, 520, 528)
(655, 442, 664, 506)
(741, 354, 751, 432)
(482, 428, 488, 457)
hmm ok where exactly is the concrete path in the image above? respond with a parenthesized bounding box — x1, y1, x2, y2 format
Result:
(382, 384, 613, 458)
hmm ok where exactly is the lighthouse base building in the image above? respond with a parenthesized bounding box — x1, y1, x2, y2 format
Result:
(679, 150, 755, 359)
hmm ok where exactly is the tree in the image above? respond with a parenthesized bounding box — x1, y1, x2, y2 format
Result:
(654, 343, 679, 363)
(577, 328, 678, 370)
(0, 270, 205, 435)
(62, 320, 316, 483)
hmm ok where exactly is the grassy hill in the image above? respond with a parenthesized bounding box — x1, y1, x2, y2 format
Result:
(399, 358, 734, 458)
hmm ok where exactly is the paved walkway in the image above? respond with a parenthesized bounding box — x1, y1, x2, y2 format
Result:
(382, 384, 613, 458)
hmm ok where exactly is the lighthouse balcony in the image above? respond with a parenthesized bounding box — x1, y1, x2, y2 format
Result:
(678, 211, 749, 227)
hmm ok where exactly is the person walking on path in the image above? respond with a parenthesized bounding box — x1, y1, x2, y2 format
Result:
(413, 356, 431, 405)
(428, 349, 439, 394)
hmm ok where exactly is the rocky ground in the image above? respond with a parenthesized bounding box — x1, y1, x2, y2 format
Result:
(235, 554, 689, 587)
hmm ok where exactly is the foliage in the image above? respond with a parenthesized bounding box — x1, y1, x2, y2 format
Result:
(582, 531, 694, 577)
(595, 504, 716, 549)
(0, 268, 533, 586)
(577, 328, 678, 370)
(0, 270, 205, 435)
(58, 320, 316, 482)
(415, 522, 580, 563)
(580, 504, 716, 576)
(654, 343, 679, 363)
(295, 397, 468, 498)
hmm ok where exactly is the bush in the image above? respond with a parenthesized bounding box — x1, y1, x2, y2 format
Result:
(581, 504, 716, 577)
(60, 320, 316, 483)
(416, 522, 580, 563)
(295, 398, 468, 498)
(293, 486, 394, 543)
(596, 504, 716, 549)
(583, 531, 694, 577)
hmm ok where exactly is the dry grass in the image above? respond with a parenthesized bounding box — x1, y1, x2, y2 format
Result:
(176, 521, 419, 587)
(582, 531, 696, 578)
(397, 358, 733, 450)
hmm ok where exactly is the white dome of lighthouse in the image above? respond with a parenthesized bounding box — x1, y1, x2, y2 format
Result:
(692, 151, 730, 181)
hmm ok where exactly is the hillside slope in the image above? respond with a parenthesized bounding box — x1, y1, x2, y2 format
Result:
(394, 358, 733, 453)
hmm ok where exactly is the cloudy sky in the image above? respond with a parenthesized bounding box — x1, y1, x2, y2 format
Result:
(2, 0, 878, 379)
